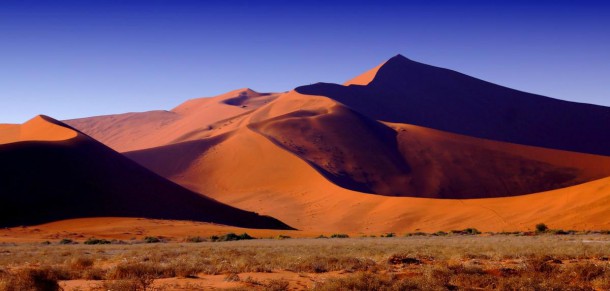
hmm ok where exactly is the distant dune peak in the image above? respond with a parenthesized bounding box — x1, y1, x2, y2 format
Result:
(389, 54, 410, 61)
(298, 54, 610, 156)
(344, 54, 422, 86)
(0, 114, 79, 145)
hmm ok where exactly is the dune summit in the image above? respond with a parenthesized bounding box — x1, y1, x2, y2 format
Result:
(65, 88, 281, 152)
(0, 115, 292, 229)
(124, 89, 610, 200)
(296, 55, 610, 156)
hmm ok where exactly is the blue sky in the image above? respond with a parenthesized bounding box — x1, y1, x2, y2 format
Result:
(1, 0, 609, 123)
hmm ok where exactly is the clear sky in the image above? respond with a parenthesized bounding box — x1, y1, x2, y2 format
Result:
(1, 0, 609, 123)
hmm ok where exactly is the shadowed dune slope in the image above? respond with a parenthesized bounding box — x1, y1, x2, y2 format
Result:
(65, 88, 280, 152)
(126, 115, 610, 232)
(0, 115, 292, 229)
(126, 92, 610, 199)
(296, 55, 610, 156)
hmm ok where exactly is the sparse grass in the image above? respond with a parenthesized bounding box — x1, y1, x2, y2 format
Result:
(1, 235, 610, 289)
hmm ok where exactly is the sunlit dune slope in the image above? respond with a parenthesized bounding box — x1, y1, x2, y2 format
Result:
(0, 115, 291, 229)
(128, 91, 610, 199)
(65, 88, 280, 152)
(128, 119, 610, 232)
(343, 62, 385, 86)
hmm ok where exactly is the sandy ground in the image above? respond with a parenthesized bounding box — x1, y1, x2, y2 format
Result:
(0, 218, 323, 243)
(59, 270, 346, 290)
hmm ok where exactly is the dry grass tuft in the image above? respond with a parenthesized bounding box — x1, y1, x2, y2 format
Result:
(0, 268, 61, 291)
(265, 278, 290, 291)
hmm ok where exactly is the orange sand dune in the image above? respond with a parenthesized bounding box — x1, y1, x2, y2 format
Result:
(298, 55, 610, 156)
(0, 115, 291, 230)
(123, 91, 610, 232)
(24, 56, 610, 235)
(0, 218, 318, 243)
(129, 91, 610, 199)
(128, 122, 610, 233)
(65, 88, 280, 152)
(344, 61, 384, 86)
(0, 115, 77, 144)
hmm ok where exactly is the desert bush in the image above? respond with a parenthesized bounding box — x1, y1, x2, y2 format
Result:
(549, 229, 576, 235)
(210, 233, 254, 242)
(0, 268, 60, 291)
(275, 235, 291, 240)
(380, 233, 395, 238)
(569, 262, 607, 282)
(536, 223, 549, 233)
(143, 236, 162, 243)
(330, 233, 349, 238)
(451, 228, 481, 235)
(84, 238, 111, 245)
(387, 254, 422, 265)
(59, 238, 75, 245)
(405, 231, 428, 236)
(185, 236, 206, 243)
(265, 278, 290, 291)
(69, 257, 94, 271)
(524, 257, 558, 274)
